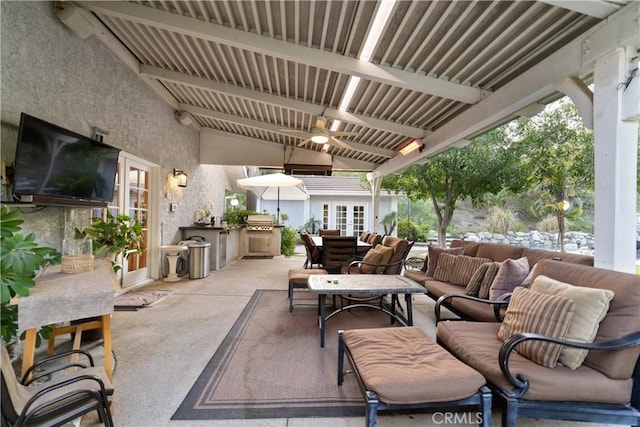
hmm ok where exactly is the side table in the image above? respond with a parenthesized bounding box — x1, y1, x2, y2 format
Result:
(18, 258, 116, 382)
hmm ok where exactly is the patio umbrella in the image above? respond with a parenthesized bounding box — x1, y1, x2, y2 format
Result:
(237, 173, 309, 223)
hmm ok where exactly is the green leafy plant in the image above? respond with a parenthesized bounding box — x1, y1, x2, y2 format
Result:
(78, 211, 145, 273)
(280, 226, 297, 256)
(223, 208, 258, 226)
(1, 206, 60, 344)
(381, 211, 397, 235)
(301, 216, 322, 234)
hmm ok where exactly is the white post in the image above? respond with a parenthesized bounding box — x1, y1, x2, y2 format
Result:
(593, 48, 639, 272)
(367, 173, 382, 234)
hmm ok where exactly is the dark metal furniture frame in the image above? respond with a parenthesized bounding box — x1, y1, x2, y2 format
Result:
(493, 331, 640, 427)
(1, 345, 114, 427)
(434, 293, 511, 323)
(338, 330, 493, 427)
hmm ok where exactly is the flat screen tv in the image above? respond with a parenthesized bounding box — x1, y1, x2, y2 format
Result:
(12, 113, 120, 205)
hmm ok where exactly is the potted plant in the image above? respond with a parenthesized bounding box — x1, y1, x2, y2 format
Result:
(78, 211, 145, 281)
(0, 206, 59, 346)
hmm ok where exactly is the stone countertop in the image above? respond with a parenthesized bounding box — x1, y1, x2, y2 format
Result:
(179, 225, 242, 231)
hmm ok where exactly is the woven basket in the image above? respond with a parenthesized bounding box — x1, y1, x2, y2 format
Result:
(61, 255, 95, 274)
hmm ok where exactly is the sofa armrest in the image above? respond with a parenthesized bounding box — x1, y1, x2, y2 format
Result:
(435, 293, 510, 323)
(499, 331, 640, 398)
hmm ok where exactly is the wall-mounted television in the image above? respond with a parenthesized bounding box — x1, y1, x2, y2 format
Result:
(12, 113, 120, 206)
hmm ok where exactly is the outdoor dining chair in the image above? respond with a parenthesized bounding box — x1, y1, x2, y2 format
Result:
(1, 341, 114, 427)
(319, 229, 341, 236)
(321, 235, 357, 273)
(300, 232, 323, 269)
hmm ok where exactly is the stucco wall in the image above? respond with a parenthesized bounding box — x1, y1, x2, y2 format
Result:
(0, 2, 232, 255)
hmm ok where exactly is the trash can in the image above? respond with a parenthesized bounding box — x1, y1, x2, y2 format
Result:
(188, 241, 211, 279)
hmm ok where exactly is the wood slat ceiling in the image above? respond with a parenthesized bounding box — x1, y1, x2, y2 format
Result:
(78, 0, 617, 170)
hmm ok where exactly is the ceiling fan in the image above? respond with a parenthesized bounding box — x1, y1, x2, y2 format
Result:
(280, 116, 359, 148)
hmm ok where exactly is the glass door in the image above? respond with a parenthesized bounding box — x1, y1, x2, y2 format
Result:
(92, 154, 156, 288)
(334, 204, 366, 236)
(122, 163, 149, 287)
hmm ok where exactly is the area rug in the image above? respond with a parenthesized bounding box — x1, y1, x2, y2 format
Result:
(172, 289, 398, 420)
(113, 290, 172, 311)
(241, 255, 274, 259)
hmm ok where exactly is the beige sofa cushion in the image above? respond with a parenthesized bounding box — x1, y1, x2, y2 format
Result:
(437, 321, 633, 404)
(532, 259, 640, 379)
(498, 287, 575, 368)
(489, 257, 530, 300)
(530, 275, 614, 370)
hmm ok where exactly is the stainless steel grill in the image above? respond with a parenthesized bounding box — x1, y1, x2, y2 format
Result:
(245, 214, 274, 231)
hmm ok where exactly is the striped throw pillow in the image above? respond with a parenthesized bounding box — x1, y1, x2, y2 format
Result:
(477, 262, 502, 299)
(498, 287, 575, 368)
(448, 255, 492, 286)
(465, 262, 500, 297)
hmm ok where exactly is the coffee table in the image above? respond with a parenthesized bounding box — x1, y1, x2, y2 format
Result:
(307, 274, 425, 347)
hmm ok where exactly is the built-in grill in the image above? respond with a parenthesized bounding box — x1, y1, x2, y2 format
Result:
(242, 215, 280, 256)
(245, 214, 274, 231)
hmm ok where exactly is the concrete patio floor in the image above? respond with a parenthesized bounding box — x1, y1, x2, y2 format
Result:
(35, 247, 616, 427)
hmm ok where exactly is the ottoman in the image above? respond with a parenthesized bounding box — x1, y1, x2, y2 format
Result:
(288, 268, 328, 312)
(338, 327, 491, 427)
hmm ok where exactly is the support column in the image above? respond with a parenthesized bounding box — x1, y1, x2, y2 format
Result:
(367, 173, 382, 233)
(593, 48, 638, 272)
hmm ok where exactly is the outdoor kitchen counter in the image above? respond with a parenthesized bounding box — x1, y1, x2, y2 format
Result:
(179, 227, 241, 270)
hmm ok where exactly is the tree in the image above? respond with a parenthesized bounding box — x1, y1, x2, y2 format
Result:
(514, 100, 593, 251)
(383, 127, 526, 246)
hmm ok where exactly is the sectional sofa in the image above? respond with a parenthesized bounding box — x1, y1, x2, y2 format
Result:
(403, 240, 594, 321)
(436, 258, 640, 426)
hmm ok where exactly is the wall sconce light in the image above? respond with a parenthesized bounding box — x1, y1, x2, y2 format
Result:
(399, 140, 425, 156)
(174, 169, 188, 187)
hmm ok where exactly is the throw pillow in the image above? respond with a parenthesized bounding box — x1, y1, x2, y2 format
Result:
(466, 262, 500, 296)
(477, 262, 502, 299)
(432, 252, 458, 282)
(359, 248, 385, 274)
(448, 255, 492, 286)
(425, 245, 464, 277)
(530, 275, 614, 369)
(519, 263, 537, 287)
(489, 257, 531, 300)
(498, 287, 575, 368)
(374, 244, 395, 273)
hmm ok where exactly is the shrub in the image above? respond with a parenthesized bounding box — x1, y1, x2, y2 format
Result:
(485, 206, 522, 235)
(280, 226, 297, 256)
(397, 218, 420, 241)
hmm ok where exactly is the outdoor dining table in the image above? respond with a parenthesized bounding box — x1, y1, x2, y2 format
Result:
(307, 274, 425, 347)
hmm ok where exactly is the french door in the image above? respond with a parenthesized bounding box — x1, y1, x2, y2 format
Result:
(95, 153, 158, 288)
(334, 204, 366, 236)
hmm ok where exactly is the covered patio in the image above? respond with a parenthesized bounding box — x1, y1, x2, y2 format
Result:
(34, 0, 640, 272)
(35, 249, 618, 427)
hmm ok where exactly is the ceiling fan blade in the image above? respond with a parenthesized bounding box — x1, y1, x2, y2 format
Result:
(329, 131, 360, 138)
(297, 138, 312, 147)
(278, 128, 308, 134)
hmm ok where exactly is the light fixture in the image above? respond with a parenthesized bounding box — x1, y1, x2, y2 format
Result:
(173, 169, 188, 187)
(310, 132, 329, 144)
(399, 140, 424, 156)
